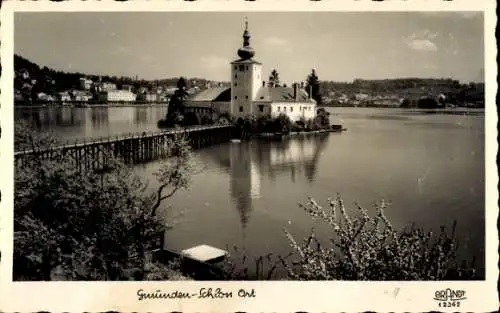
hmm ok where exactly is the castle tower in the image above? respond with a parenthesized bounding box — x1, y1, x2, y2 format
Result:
(230, 19, 262, 118)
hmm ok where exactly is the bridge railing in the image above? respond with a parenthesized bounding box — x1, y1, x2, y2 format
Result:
(14, 124, 234, 156)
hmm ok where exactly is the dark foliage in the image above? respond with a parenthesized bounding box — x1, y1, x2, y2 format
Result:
(306, 69, 323, 105)
(14, 122, 197, 280)
(417, 97, 440, 109)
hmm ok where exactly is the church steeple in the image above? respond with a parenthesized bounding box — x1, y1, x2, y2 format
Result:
(237, 17, 255, 60)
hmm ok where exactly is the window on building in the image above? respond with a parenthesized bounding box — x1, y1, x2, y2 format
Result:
(235, 82, 237, 87)
(246, 66, 249, 70)
(239, 106, 243, 112)
(258, 105, 264, 112)
(235, 74, 237, 79)
(234, 66, 237, 70)
(235, 96, 237, 99)
(290, 107, 293, 112)
(277, 106, 280, 111)
(245, 95, 248, 99)
(284, 107, 287, 112)
(239, 65, 245, 71)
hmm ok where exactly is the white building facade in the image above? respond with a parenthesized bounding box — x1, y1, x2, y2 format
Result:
(99, 90, 137, 102)
(186, 21, 316, 122)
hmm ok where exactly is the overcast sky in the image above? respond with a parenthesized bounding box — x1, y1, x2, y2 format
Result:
(14, 12, 484, 83)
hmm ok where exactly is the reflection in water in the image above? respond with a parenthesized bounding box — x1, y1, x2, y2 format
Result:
(210, 135, 329, 230)
(14, 106, 485, 277)
(135, 109, 149, 125)
(229, 142, 260, 229)
(15, 106, 169, 140)
(90, 108, 109, 128)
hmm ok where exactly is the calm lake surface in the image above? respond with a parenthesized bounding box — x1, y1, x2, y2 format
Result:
(15, 106, 486, 278)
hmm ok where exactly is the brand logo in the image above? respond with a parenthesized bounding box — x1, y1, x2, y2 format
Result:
(434, 288, 466, 308)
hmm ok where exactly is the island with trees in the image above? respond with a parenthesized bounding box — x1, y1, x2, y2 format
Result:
(157, 70, 345, 140)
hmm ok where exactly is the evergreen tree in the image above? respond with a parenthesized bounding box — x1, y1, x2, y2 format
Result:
(165, 77, 189, 126)
(268, 69, 280, 87)
(306, 69, 323, 105)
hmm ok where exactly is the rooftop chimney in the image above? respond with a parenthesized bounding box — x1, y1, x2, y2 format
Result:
(308, 85, 313, 100)
(293, 83, 298, 101)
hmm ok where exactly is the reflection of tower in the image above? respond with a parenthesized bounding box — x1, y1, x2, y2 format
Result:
(229, 142, 261, 230)
(206, 135, 331, 231)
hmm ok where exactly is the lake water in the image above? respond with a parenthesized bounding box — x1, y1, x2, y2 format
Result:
(15, 106, 485, 278)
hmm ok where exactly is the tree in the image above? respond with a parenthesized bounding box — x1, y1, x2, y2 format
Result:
(165, 77, 190, 126)
(274, 114, 293, 134)
(306, 69, 323, 105)
(268, 69, 280, 88)
(200, 113, 215, 125)
(313, 108, 330, 129)
(14, 121, 197, 280)
(400, 98, 411, 108)
(417, 97, 439, 109)
(182, 111, 201, 127)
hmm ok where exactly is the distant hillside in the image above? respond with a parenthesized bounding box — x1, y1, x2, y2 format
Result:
(14, 54, 484, 108)
(14, 54, 229, 102)
(320, 78, 484, 107)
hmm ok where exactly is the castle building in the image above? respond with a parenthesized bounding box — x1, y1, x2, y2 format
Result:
(186, 20, 317, 121)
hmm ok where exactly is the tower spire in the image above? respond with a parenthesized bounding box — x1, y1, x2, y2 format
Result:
(237, 17, 255, 59)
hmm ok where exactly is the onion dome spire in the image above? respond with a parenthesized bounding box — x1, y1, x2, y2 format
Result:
(237, 17, 255, 60)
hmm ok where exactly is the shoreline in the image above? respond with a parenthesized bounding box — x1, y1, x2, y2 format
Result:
(242, 126, 346, 140)
(14, 103, 169, 109)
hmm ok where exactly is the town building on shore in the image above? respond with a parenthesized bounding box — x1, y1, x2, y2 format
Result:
(71, 90, 92, 102)
(186, 20, 316, 122)
(99, 82, 117, 92)
(79, 77, 93, 90)
(36, 92, 55, 102)
(57, 91, 72, 102)
(137, 92, 159, 102)
(98, 89, 137, 102)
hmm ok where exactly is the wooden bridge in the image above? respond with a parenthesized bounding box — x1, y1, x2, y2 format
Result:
(14, 124, 235, 172)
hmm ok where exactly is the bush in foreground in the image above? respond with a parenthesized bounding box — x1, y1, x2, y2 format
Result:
(281, 195, 476, 280)
(14, 123, 197, 280)
(223, 195, 476, 280)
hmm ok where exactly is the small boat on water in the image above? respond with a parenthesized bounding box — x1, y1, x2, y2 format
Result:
(330, 124, 347, 132)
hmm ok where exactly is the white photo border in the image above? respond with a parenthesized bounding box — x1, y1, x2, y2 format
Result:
(0, 1, 497, 312)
